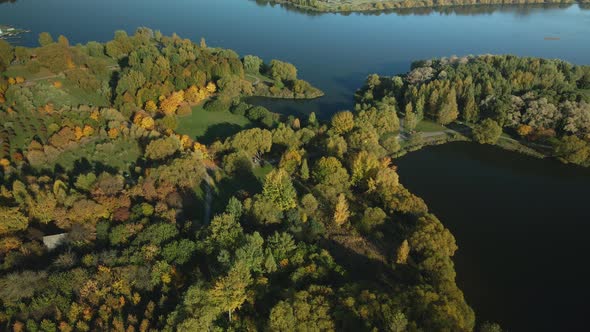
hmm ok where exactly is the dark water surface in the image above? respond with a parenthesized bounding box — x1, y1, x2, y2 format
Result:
(2, 0, 590, 330)
(397, 142, 590, 331)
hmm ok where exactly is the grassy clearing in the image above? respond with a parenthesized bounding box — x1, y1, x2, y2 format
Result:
(176, 105, 252, 144)
(4, 65, 54, 80)
(43, 138, 141, 172)
(414, 120, 447, 132)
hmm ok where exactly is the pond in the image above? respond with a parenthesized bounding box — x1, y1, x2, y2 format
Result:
(2, 0, 590, 329)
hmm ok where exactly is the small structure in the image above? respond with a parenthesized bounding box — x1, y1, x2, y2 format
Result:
(43, 233, 68, 251)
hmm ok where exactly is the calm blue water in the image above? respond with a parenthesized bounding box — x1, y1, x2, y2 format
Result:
(1, 0, 590, 116)
(2, 1, 590, 330)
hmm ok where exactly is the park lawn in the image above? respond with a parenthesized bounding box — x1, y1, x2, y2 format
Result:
(176, 105, 252, 144)
(58, 78, 110, 107)
(415, 119, 447, 132)
(4, 65, 54, 80)
(252, 164, 274, 182)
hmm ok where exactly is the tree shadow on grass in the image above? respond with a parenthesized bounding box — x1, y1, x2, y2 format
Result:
(211, 168, 263, 215)
(198, 122, 254, 145)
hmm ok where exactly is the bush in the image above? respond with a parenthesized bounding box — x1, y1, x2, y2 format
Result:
(204, 98, 230, 112)
(231, 102, 251, 116)
(246, 106, 270, 121)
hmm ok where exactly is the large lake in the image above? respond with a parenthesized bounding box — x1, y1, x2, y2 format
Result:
(2, 0, 590, 330)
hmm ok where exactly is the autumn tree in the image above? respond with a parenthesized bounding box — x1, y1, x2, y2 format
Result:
(333, 193, 350, 226)
(437, 88, 459, 125)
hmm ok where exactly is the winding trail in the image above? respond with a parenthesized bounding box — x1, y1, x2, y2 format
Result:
(245, 74, 261, 86)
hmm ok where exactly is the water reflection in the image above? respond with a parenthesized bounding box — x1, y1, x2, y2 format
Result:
(250, 0, 582, 16)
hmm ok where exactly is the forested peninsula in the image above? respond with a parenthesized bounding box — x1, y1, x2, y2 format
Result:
(0, 29, 480, 332)
(257, 0, 587, 13)
(2, 27, 589, 332)
(357, 55, 590, 166)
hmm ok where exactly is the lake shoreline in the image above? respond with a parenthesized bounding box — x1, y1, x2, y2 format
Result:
(262, 0, 587, 13)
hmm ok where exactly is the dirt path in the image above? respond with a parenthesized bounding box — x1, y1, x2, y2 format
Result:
(245, 74, 261, 85)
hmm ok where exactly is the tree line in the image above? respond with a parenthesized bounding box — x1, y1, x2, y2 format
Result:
(0, 29, 507, 331)
(356, 54, 590, 165)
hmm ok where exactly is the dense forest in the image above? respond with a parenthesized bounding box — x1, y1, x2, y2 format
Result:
(356, 55, 590, 165)
(0, 29, 496, 331)
(256, 0, 587, 13)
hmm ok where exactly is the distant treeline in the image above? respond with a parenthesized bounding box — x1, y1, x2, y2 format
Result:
(258, 0, 587, 12)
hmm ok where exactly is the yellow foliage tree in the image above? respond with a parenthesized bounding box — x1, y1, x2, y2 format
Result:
(145, 100, 158, 114)
(159, 91, 184, 115)
(7, 77, 16, 85)
(333, 193, 350, 226)
(184, 85, 201, 104)
(517, 124, 533, 137)
(180, 135, 192, 149)
(15, 77, 25, 84)
(396, 239, 410, 264)
(90, 110, 100, 120)
(83, 125, 94, 137)
(108, 128, 119, 139)
(193, 142, 209, 159)
(140, 116, 155, 130)
(206, 82, 217, 94)
(74, 126, 84, 140)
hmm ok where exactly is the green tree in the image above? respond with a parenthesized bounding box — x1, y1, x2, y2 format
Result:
(145, 136, 181, 160)
(243, 55, 263, 74)
(38, 32, 54, 46)
(0, 206, 29, 235)
(300, 158, 310, 180)
(331, 111, 355, 134)
(269, 59, 297, 82)
(472, 118, 502, 144)
(0, 40, 14, 67)
(404, 102, 418, 131)
(268, 287, 335, 332)
(262, 169, 297, 211)
(210, 261, 252, 321)
(229, 128, 273, 161)
(462, 86, 479, 123)
(206, 213, 244, 252)
(555, 135, 590, 164)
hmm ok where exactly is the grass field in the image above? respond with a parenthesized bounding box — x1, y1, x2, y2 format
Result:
(415, 119, 447, 132)
(176, 105, 253, 144)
